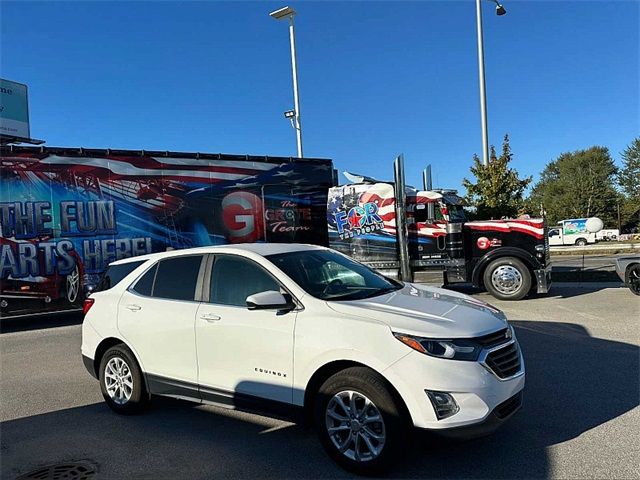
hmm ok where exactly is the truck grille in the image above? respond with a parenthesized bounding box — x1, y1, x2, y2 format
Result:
(484, 342, 522, 379)
(544, 224, 550, 262)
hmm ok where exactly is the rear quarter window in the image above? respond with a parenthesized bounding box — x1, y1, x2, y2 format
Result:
(95, 261, 145, 292)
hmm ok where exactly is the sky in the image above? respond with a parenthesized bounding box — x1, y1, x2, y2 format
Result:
(1, 0, 638, 192)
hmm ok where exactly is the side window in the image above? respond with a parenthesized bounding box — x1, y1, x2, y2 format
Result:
(95, 260, 144, 292)
(210, 255, 281, 307)
(132, 264, 157, 296)
(153, 255, 204, 301)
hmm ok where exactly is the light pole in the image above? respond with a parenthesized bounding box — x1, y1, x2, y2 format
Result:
(475, 0, 506, 166)
(270, 6, 303, 158)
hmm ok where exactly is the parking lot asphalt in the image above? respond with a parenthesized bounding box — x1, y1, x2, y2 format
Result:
(1, 284, 639, 479)
(550, 253, 625, 272)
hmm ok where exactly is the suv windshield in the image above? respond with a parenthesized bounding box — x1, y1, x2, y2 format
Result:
(266, 250, 402, 301)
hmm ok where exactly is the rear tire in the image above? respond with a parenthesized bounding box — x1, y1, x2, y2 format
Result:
(314, 367, 407, 475)
(99, 344, 149, 415)
(483, 257, 531, 301)
(575, 238, 587, 247)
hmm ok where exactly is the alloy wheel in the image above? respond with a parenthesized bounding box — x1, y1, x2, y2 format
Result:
(104, 357, 134, 405)
(629, 266, 640, 295)
(491, 265, 523, 295)
(325, 390, 386, 462)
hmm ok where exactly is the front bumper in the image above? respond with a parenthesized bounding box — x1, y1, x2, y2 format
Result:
(427, 390, 523, 439)
(383, 346, 525, 430)
(534, 263, 552, 294)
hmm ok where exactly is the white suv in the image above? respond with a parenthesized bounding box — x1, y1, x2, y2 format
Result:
(81, 244, 524, 474)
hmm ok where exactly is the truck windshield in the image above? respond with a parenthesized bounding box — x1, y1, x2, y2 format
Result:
(266, 250, 402, 301)
(446, 204, 466, 222)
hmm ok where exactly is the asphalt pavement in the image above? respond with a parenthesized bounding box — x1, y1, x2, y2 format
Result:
(1, 284, 639, 479)
(550, 253, 622, 272)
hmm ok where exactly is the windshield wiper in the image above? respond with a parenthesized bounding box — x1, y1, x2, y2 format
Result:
(359, 286, 401, 299)
(326, 285, 400, 301)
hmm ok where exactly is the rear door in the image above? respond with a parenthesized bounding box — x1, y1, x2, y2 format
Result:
(118, 254, 206, 390)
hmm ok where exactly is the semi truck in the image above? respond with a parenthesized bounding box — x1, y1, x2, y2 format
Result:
(327, 156, 551, 300)
(0, 146, 334, 316)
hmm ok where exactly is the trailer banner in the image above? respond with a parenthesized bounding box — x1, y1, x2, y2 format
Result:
(0, 150, 333, 316)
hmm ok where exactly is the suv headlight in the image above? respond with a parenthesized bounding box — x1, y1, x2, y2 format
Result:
(393, 333, 482, 361)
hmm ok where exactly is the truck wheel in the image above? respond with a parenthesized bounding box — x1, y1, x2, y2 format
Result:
(627, 264, 640, 296)
(314, 367, 407, 475)
(99, 344, 150, 415)
(575, 238, 587, 246)
(483, 257, 531, 301)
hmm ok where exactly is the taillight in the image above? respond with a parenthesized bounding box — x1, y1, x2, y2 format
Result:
(83, 298, 95, 315)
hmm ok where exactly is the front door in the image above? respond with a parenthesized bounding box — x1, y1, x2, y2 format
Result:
(548, 228, 563, 246)
(195, 254, 296, 405)
(118, 254, 206, 389)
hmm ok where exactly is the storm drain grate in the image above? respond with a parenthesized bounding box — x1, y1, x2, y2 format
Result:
(16, 461, 97, 480)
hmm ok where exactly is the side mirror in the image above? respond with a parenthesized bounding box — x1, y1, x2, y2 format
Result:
(246, 290, 296, 311)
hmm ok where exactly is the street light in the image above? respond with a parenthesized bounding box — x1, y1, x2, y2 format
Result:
(475, 0, 506, 166)
(270, 6, 304, 158)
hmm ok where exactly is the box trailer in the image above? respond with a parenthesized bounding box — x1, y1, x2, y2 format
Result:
(0, 146, 334, 316)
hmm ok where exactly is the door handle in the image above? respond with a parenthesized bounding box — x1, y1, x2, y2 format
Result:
(200, 313, 221, 322)
(126, 304, 142, 312)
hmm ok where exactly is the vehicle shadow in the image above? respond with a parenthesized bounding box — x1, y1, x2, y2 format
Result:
(396, 320, 639, 478)
(1, 322, 638, 479)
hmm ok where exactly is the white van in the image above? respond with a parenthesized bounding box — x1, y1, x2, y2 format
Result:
(548, 219, 596, 246)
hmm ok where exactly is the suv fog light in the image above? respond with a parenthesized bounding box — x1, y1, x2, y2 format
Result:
(426, 390, 460, 420)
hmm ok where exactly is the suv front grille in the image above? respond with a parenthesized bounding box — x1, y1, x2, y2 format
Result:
(475, 328, 509, 348)
(484, 341, 522, 379)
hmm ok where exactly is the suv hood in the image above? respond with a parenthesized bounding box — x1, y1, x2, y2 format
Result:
(326, 283, 508, 338)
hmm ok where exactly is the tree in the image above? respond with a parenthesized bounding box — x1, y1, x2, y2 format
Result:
(462, 135, 532, 219)
(618, 137, 640, 231)
(528, 146, 620, 226)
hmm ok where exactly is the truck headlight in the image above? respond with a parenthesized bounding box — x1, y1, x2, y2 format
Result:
(393, 333, 482, 361)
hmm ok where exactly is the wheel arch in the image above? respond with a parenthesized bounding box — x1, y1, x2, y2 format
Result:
(93, 337, 141, 380)
(302, 360, 412, 428)
(471, 247, 541, 287)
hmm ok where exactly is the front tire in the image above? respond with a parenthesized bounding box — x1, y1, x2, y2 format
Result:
(314, 367, 407, 475)
(99, 344, 149, 415)
(483, 257, 532, 301)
